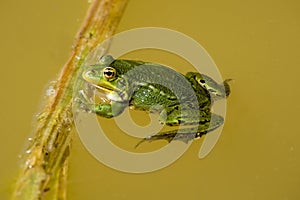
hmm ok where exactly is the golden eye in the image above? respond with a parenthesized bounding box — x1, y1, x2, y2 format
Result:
(103, 67, 116, 80)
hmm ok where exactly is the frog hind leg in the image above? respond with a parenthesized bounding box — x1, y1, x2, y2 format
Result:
(135, 114, 224, 148)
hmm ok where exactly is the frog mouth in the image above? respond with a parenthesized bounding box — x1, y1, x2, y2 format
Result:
(84, 78, 117, 91)
(93, 83, 116, 93)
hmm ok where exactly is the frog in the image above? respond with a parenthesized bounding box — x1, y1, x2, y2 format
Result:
(81, 55, 231, 146)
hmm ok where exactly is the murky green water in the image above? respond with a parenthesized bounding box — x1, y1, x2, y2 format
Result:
(1, 0, 300, 199)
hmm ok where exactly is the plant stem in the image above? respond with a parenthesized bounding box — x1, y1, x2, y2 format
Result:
(12, 0, 128, 199)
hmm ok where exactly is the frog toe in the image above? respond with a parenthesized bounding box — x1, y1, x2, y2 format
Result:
(134, 133, 176, 148)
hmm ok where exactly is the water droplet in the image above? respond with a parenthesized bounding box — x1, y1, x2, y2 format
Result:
(46, 86, 56, 96)
(25, 160, 30, 167)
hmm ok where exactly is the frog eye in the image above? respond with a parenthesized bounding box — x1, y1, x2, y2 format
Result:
(103, 67, 116, 80)
(199, 79, 206, 87)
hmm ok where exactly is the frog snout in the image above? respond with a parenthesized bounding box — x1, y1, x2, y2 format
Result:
(84, 69, 96, 77)
(82, 69, 100, 84)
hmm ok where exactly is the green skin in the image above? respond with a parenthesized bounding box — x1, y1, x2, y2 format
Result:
(81, 55, 231, 145)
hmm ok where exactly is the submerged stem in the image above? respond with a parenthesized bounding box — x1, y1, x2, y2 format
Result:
(12, 0, 128, 199)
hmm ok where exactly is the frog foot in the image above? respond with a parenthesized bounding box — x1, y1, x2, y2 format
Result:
(223, 78, 233, 97)
(134, 130, 197, 148)
(135, 133, 175, 148)
(75, 90, 95, 113)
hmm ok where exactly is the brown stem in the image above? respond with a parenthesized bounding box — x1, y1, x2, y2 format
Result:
(12, 0, 128, 199)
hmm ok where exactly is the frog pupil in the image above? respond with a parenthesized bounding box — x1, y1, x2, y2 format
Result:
(105, 71, 113, 76)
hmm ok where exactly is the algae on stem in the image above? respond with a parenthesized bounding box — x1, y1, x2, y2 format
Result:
(12, 0, 128, 199)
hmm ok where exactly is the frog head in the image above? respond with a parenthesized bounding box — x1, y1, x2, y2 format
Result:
(82, 55, 130, 102)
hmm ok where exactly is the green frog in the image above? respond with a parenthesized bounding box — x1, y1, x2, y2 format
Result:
(81, 55, 231, 145)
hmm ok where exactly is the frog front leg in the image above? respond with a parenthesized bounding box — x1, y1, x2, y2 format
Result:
(78, 90, 127, 118)
(91, 101, 127, 118)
